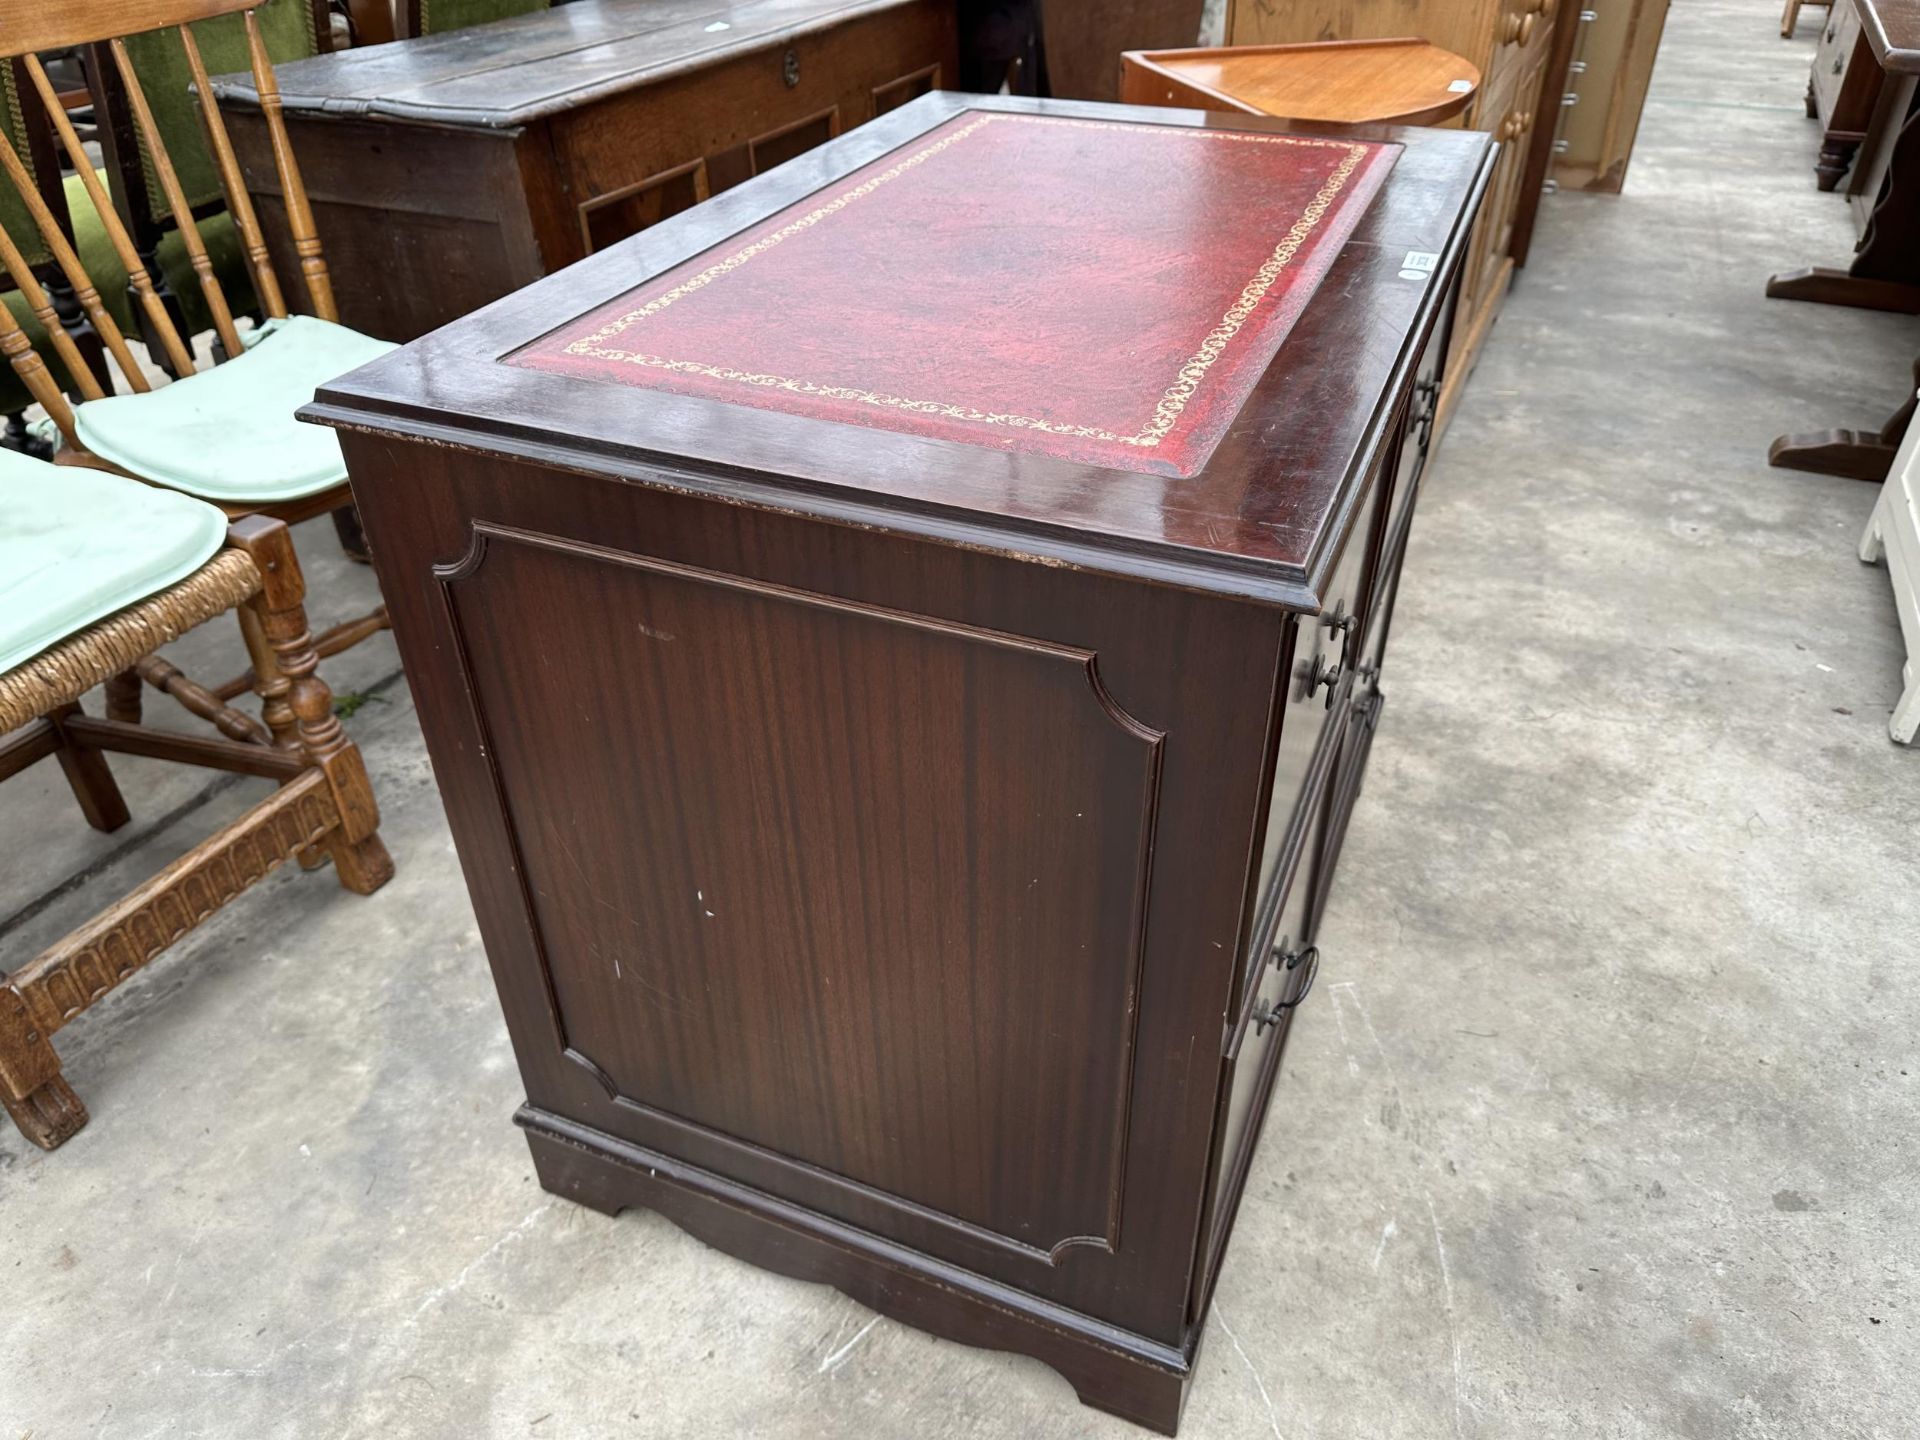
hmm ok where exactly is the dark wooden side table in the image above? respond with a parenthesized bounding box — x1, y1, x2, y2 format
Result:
(1807, 0, 1885, 190)
(1770, 0, 1920, 481)
(1767, 0, 1920, 314)
(306, 94, 1492, 1433)
(211, 0, 957, 342)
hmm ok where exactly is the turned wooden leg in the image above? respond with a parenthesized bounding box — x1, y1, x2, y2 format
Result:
(0, 988, 87, 1150)
(1782, 0, 1801, 37)
(48, 703, 129, 833)
(237, 602, 298, 749)
(237, 603, 326, 868)
(230, 517, 394, 897)
(210, 605, 393, 705)
(1816, 137, 1859, 191)
(104, 668, 143, 723)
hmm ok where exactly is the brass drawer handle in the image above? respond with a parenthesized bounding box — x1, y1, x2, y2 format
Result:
(1306, 654, 1342, 706)
(1321, 599, 1357, 646)
(1252, 942, 1321, 1034)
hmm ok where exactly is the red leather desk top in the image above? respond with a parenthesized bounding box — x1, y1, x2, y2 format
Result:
(510, 111, 1398, 478)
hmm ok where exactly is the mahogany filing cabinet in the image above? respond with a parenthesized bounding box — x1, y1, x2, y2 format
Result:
(312, 95, 1492, 1433)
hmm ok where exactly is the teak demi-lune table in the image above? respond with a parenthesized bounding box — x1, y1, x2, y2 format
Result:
(1120, 38, 1482, 126)
(310, 94, 1492, 1434)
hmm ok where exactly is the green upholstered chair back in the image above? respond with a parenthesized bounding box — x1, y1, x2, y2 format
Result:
(409, 0, 552, 39)
(0, 63, 58, 270)
(119, 0, 325, 216)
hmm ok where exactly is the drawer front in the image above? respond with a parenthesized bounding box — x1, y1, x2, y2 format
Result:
(1197, 789, 1327, 1304)
(553, 1, 955, 259)
(1306, 327, 1442, 931)
(1366, 330, 1443, 677)
(1813, 0, 1862, 121)
(1311, 677, 1388, 935)
(1223, 453, 1391, 1061)
(1493, 0, 1559, 62)
(1251, 463, 1388, 904)
(1355, 485, 1414, 703)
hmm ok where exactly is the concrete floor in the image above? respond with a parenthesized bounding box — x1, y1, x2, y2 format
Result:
(6, 3, 1919, 1435)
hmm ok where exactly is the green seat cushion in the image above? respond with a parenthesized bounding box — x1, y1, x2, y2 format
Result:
(0, 447, 227, 675)
(0, 172, 254, 414)
(72, 315, 396, 503)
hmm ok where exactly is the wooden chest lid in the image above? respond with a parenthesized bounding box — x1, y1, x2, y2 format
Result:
(208, 0, 920, 127)
(307, 95, 1494, 608)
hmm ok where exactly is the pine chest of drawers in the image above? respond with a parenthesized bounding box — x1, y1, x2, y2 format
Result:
(310, 95, 1491, 1434)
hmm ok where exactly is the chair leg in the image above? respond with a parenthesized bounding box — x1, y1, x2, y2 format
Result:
(237, 602, 299, 750)
(0, 1070, 89, 1150)
(328, 832, 396, 894)
(230, 517, 394, 897)
(237, 573, 329, 869)
(105, 668, 143, 723)
(0, 989, 88, 1150)
(48, 703, 130, 833)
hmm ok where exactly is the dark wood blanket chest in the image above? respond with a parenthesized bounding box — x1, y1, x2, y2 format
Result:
(309, 95, 1491, 1433)
(212, 0, 957, 342)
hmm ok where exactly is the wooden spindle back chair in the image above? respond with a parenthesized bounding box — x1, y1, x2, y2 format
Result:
(0, 0, 396, 726)
(0, 0, 310, 435)
(89, 0, 330, 374)
(0, 57, 110, 452)
(0, 458, 394, 1151)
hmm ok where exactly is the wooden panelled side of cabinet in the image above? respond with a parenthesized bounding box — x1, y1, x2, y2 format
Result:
(213, 0, 958, 343)
(1227, 0, 1561, 430)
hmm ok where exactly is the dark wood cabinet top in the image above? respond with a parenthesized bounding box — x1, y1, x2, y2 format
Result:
(305, 94, 1493, 608)
(1860, 0, 1920, 71)
(209, 0, 924, 126)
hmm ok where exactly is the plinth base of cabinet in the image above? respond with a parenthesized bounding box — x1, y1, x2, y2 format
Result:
(517, 1106, 1197, 1435)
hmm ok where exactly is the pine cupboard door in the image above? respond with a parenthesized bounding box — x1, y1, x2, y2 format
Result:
(344, 434, 1286, 1345)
